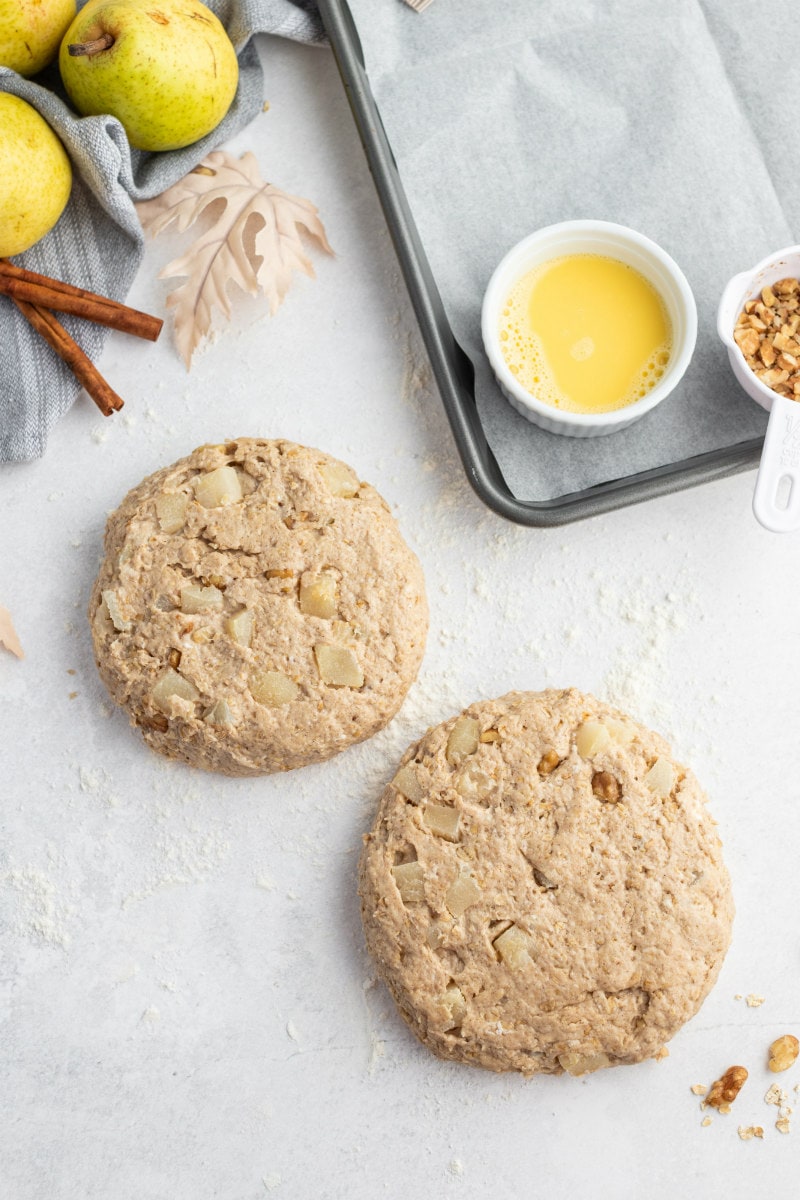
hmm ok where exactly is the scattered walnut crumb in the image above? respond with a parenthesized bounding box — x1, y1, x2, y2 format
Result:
(737, 1125, 764, 1141)
(745, 994, 765, 1008)
(691, 1084, 707, 1096)
(653, 1045, 669, 1062)
(701, 1116, 713, 1127)
(734, 278, 800, 400)
(764, 1082, 793, 1133)
(705, 1065, 748, 1113)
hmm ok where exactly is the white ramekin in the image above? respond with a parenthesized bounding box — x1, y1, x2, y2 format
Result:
(716, 244, 800, 413)
(481, 220, 698, 438)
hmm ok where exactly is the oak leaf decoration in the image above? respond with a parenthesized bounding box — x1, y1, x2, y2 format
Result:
(0, 605, 24, 659)
(136, 150, 334, 367)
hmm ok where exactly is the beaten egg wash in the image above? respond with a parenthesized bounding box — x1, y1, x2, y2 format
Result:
(499, 254, 672, 414)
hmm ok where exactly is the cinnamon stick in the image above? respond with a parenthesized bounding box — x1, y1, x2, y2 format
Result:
(0, 259, 162, 342)
(12, 298, 124, 417)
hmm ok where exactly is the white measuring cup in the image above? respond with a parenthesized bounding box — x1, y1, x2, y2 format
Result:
(717, 245, 800, 533)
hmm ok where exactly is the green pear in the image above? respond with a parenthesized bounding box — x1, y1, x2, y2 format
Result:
(58, 0, 239, 152)
(0, 0, 76, 76)
(0, 93, 72, 256)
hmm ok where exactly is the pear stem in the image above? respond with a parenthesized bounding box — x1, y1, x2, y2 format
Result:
(67, 33, 115, 57)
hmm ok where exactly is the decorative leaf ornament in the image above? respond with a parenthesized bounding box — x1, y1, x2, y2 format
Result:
(136, 151, 334, 367)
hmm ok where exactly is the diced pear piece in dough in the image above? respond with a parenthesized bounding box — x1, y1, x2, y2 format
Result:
(250, 670, 300, 707)
(393, 764, 424, 803)
(644, 756, 675, 797)
(558, 1050, 610, 1076)
(101, 589, 131, 632)
(423, 804, 461, 842)
(446, 716, 480, 765)
(493, 924, 532, 969)
(152, 668, 199, 712)
(299, 573, 337, 618)
(445, 872, 481, 918)
(392, 861, 425, 904)
(442, 984, 467, 1030)
(234, 468, 257, 496)
(426, 921, 446, 949)
(204, 699, 234, 726)
(454, 759, 494, 801)
(225, 608, 254, 647)
(606, 718, 635, 746)
(314, 643, 364, 687)
(194, 465, 243, 508)
(319, 461, 359, 498)
(576, 720, 610, 759)
(180, 584, 224, 614)
(155, 492, 189, 533)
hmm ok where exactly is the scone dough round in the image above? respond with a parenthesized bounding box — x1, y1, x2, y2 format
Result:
(89, 438, 428, 775)
(360, 689, 733, 1075)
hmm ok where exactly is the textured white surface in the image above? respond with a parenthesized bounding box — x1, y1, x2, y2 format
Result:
(1, 35, 799, 1200)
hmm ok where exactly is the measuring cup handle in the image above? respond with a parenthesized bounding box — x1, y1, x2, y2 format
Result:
(753, 392, 800, 533)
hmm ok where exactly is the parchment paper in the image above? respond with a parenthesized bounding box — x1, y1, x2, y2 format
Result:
(345, 0, 800, 501)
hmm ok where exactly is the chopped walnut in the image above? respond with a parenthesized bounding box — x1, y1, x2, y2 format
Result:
(769, 1035, 799, 1073)
(691, 1084, 707, 1097)
(479, 729, 500, 743)
(705, 1065, 748, 1113)
(737, 1126, 764, 1141)
(168, 649, 181, 669)
(537, 749, 561, 776)
(734, 277, 800, 400)
(591, 770, 621, 803)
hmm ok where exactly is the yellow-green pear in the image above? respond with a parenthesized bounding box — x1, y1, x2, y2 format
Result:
(58, 0, 239, 152)
(0, 0, 76, 76)
(0, 93, 72, 256)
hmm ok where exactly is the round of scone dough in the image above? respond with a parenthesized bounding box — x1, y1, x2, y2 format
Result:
(89, 438, 428, 775)
(359, 688, 733, 1076)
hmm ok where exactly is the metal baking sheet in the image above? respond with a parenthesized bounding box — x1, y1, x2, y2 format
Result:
(317, 0, 777, 526)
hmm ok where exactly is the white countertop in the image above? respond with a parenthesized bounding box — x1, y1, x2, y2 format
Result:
(2, 35, 799, 1200)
